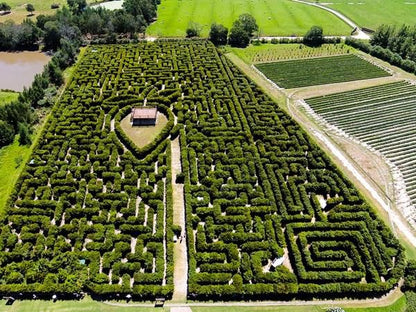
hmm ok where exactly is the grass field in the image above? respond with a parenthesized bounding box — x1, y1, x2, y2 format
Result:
(255, 54, 390, 88)
(0, 90, 18, 105)
(303, 0, 416, 31)
(230, 43, 354, 64)
(147, 0, 351, 37)
(0, 0, 66, 24)
(0, 0, 103, 23)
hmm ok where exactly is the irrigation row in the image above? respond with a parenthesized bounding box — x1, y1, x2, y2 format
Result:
(306, 81, 416, 221)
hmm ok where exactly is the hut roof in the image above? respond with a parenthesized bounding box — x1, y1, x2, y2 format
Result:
(131, 107, 157, 119)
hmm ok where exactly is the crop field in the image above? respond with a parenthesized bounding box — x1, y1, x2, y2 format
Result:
(310, 0, 416, 31)
(230, 43, 354, 64)
(255, 54, 390, 89)
(306, 81, 416, 219)
(0, 41, 404, 301)
(146, 0, 351, 37)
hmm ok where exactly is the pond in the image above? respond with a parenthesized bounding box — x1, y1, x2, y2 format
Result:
(0, 51, 51, 92)
(91, 0, 124, 10)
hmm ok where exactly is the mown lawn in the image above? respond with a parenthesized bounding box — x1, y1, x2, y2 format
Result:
(147, 0, 351, 37)
(255, 54, 390, 89)
(303, 0, 416, 31)
(0, 297, 168, 312)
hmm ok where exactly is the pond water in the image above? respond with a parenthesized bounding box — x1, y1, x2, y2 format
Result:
(0, 51, 50, 92)
(91, 0, 124, 10)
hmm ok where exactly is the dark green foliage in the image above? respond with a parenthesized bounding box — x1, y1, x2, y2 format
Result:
(209, 23, 228, 46)
(405, 260, 416, 289)
(18, 122, 31, 146)
(0, 120, 14, 146)
(406, 291, 416, 312)
(304, 25, 324, 47)
(123, 0, 157, 23)
(0, 41, 404, 301)
(228, 14, 258, 48)
(186, 21, 201, 38)
(0, 19, 41, 51)
(237, 13, 258, 36)
(229, 21, 250, 48)
(67, 0, 86, 15)
(26, 3, 35, 14)
(0, 2, 10, 11)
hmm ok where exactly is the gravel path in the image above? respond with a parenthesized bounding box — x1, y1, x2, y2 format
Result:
(171, 137, 188, 302)
(292, 0, 370, 39)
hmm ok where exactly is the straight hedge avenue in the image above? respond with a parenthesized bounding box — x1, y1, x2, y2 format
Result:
(0, 41, 405, 301)
(255, 54, 390, 89)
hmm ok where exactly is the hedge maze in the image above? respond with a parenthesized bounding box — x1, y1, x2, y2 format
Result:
(0, 41, 405, 301)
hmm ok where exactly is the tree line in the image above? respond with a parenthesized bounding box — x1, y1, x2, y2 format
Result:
(346, 24, 416, 75)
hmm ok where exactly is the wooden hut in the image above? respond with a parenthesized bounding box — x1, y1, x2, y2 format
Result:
(130, 107, 157, 126)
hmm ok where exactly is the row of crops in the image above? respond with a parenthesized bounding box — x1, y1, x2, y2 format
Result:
(306, 81, 416, 225)
(231, 43, 353, 64)
(255, 54, 390, 89)
(0, 41, 404, 300)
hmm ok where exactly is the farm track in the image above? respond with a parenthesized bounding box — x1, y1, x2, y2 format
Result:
(292, 0, 370, 39)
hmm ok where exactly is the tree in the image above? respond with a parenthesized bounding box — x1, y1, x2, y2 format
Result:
(228, 20, 250, 48)
(67, 0, 86, 15)
(237, 13, 258, 36)
(304, 25, 324, 47)
(26, 3, 35, 16)
(209, 23, 228, 46)
(0, 120, 14, 147)
(18, 122, 31, 145)
(46, 60, 64, 86)
(186, 21, 201, 38)
(0, 2, 11, 11)
(123, 0, 157, 23)
(43, 21, 61, 50)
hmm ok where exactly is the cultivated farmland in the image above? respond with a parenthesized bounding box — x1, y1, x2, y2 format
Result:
(146, 0, 351, 37)
(305, 81, 416, 228)
(0, 41, 404, 300)
(255, 54, 390, 89)
(231, 43, 354, 64)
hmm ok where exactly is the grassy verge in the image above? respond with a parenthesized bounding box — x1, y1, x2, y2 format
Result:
(0, 91, 19, 105)
(0, 135, 32, 215)
(191, 294, 407, 311)
(147, 0, 351, 37)
(0, 296, 168, 312)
